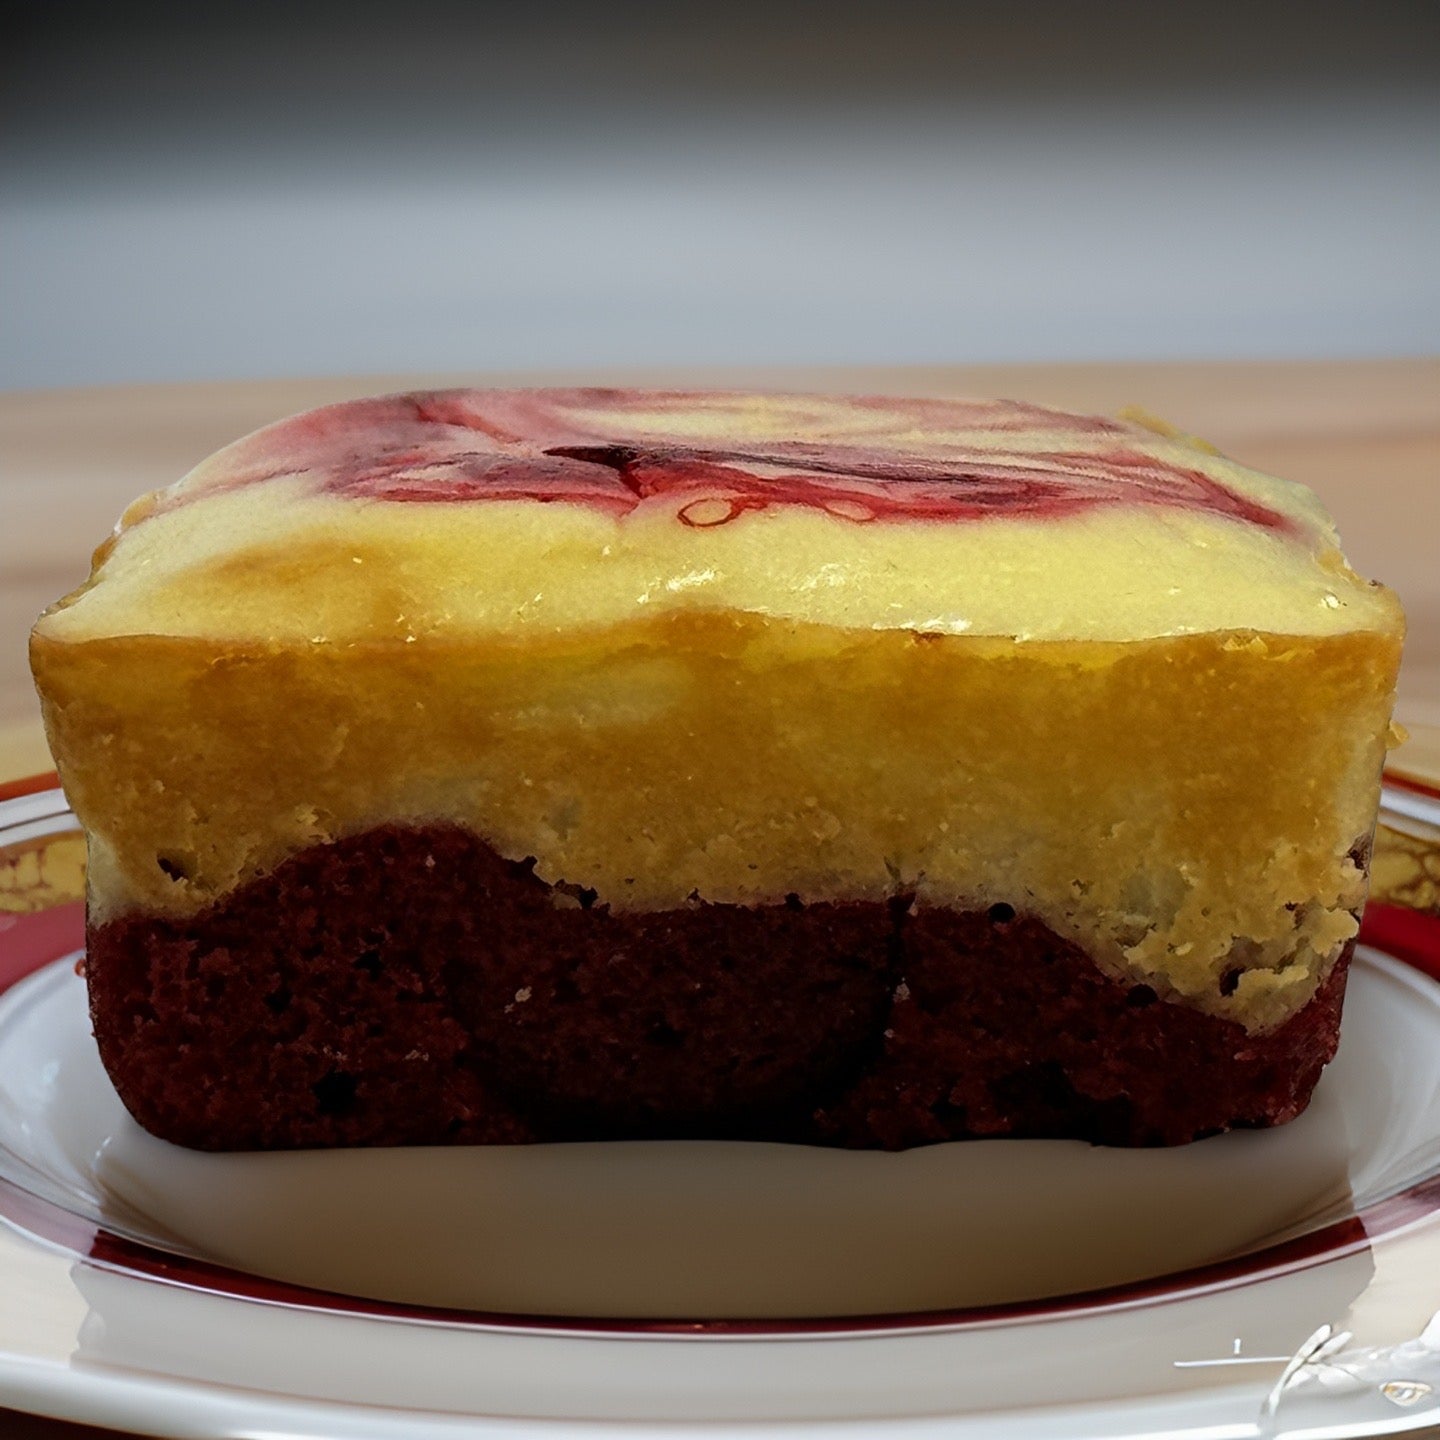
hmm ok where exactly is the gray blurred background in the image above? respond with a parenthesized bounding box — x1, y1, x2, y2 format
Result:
(3, 0, 1437, 390)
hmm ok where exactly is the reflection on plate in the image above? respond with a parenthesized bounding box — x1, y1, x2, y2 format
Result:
(3, 784, 1440, 1437)
(0, 945, 1403, 1327)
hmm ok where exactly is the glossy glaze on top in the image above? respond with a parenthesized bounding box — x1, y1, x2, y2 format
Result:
(36, 389, 1399, 647)
(161, 389, 1293, 532)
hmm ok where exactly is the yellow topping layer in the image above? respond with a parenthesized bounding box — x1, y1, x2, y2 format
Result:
(35, 390, 1396, 647)
(33, 619, 1400, 1032)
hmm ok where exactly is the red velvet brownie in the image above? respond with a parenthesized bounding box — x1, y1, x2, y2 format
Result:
(30, 390, 1404, 1149)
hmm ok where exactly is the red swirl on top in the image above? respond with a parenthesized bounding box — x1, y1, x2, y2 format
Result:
(178, 389, 1294, 533)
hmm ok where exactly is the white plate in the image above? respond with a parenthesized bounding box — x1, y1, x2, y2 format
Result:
(3, 788, 1440, 1438)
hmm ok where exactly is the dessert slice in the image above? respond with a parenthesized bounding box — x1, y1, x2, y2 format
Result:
(30, 389, 1403, 1149)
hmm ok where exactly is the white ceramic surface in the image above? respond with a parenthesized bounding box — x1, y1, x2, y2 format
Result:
(1, 955, 1439, 1435)
(0, 956, 1390, 1324)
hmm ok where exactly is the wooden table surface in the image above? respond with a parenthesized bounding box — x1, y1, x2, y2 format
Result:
(1, 360, 1437, 1438)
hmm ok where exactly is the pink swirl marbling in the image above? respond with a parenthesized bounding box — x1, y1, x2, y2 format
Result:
(178, 389, 1293, 532)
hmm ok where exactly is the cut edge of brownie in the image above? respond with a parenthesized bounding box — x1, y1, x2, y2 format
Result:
(86, 823, 1352, 1151)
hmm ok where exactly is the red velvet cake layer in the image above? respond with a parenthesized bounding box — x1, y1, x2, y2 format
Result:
(86, 825, 1351, 1151)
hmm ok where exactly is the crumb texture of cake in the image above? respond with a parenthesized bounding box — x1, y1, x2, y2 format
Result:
(85, 823, 1353, 1151)
(38, 619, 1394, 1031)
(29, 389, 1404, 1148)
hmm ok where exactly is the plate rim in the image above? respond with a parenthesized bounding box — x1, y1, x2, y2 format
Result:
(5, 782, 1440, 1439)
(2, 778, 1440, 1341)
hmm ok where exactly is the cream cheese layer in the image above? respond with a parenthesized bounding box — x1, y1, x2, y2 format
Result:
(34, 622, 1400, 1033)
(36, 390, 1397, 646)
(31, 389, 1406, 1033)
